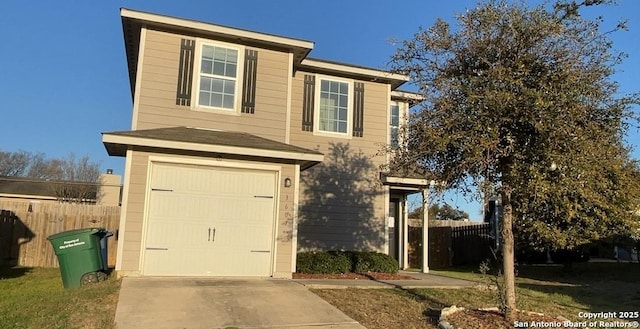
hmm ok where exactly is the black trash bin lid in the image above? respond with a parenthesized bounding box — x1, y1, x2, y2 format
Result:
(47, 228, 107, 240)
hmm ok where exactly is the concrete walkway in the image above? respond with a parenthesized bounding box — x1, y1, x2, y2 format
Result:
(294, 271, 478, 289)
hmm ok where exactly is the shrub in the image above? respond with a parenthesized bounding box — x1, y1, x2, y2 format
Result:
(296, 251, 350, 274)
(296, 250, 398, 274)
(326, 250, 352, 273)
(353, 252, 399, 274)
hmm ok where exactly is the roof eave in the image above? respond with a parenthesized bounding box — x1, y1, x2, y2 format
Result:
(299, 58, 409, 89)
(120, 8, 315, 99)
(102, 133, 324, 169)
(391, 90, 424, 106)
(380, 174, 431, 189)
(121, 8, 314, 62)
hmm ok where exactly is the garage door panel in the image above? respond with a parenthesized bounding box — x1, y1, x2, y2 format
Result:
(143, 163, 276, 277)
(216, 197, 273, 221)
(144, 219, 174, 247)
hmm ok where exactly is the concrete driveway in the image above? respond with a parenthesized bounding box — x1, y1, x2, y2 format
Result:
(114, 277, 365, 329)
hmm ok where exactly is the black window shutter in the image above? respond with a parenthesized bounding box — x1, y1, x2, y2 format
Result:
(352, 82, 365, 137)
(176, 38, 195, 106)
(302, 75, 315, 131)
(242, 49, 258, 114)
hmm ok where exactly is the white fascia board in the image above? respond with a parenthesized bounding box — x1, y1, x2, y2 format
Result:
(381, 176, 430, 187)
(301, 59, 409, 83)
(102, 134, 324, 163)
(388, 186, 424, 192)
(121, 8, 314, 51)
(391, 90, 424, 102)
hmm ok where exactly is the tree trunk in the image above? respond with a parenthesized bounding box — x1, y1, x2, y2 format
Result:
(500, 187, 517, 322)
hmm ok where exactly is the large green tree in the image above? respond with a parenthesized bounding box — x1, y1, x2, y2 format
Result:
(390, 0, 639, 320)
(409, 203, 470, 221)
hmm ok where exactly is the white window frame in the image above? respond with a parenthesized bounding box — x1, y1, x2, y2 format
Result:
(192, 39, 245, 115)
(313, 75, 353, 138)
(389, 101, 407, 147)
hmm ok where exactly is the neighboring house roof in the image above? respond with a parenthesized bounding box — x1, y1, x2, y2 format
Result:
(0, 176, 97, 200)
(120, 8, 410, 98)
(102, 126, 324, 170)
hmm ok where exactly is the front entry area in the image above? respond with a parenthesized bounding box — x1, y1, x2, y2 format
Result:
(142, 163, 277, 276)
(388, 198, 401, 263)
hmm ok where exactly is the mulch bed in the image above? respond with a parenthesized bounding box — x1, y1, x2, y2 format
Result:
(292, 272, 417, 280)
(446, 309, 564, 329)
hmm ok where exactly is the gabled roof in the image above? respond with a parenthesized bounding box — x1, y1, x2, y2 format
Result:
(102, 127, 324, 170)
(121, 8, 315, 98)
(121, 8, 410, 97)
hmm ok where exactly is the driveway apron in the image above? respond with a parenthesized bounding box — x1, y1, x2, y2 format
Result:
(114, 277, 365, 329)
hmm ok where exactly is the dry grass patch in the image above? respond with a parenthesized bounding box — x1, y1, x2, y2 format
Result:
(311, 288, 441, 329)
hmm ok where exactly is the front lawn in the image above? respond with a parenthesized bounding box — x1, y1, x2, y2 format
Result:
(3, 262, 637, 329)
(0, 267, 120, 329)
(312, 262, 640, 329)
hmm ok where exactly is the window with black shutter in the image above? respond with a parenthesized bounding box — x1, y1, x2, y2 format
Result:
(176, 38, 195, 106)
(302, 75, 315, 131)
(241, 49, 258, 114)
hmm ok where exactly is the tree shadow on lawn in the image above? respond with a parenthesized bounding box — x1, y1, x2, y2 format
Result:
(387, 288, 450, 323)
(515, 263, 640, 313)
(431, 262, 640, 317)
(515, 262, 639, 284)
(516, 280, 640, 314)
(0, 266, 33, 279)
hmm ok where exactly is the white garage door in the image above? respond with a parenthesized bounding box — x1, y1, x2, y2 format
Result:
(142, 163, 277, 276)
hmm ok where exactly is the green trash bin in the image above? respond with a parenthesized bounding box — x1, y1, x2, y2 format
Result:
(47, 228, 110, 288)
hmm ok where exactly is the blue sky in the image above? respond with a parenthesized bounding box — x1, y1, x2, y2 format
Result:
(1, 1, 638, 219)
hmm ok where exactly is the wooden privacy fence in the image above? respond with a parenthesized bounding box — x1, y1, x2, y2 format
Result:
(408, 223, 494, 269)
(0, 200, 120, 268)
(450, 224, 494, 266)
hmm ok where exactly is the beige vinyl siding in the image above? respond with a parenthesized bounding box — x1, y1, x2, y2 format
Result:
(135, 29, 290, 142)
(118, 150, 148, 271)
(290, 71, 389, 253)
(274, 164, 295, 276)
(289, 73, 389, 155)
(118, 149, 296, 276)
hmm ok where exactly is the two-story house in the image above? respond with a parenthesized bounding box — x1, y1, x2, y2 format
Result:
(102, 8, 430, 278)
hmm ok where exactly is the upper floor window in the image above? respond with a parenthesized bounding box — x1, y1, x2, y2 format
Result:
(317, 78, 351, 135)
(390, 103, 400, 147)
(196, 43, 243, 111)
(302, 74, 362, 137)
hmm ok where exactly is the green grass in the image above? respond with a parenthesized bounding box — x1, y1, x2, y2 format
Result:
(3, 262, 638, 328)
(427, 262, 640, 320)
(314, 262, 640, 327)
(430, 266, 486, 282)
(0, 267, 121, 329)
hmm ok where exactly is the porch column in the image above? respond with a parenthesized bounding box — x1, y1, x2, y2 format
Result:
(402, 196, 409, 270)
(421, 189, 429, 273)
